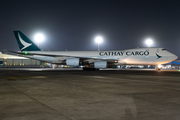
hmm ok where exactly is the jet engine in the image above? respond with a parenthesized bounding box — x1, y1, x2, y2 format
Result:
(94, 61, 107, 69)
(66, 58, 79, 66)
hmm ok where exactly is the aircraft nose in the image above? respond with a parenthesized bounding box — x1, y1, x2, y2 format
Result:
(174, 55, 178, 60)
(172, 54, 178, 60)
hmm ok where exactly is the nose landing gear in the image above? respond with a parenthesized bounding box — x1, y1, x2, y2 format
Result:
(156, 65, 162, 70)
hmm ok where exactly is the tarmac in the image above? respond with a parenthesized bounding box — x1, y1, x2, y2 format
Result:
(0, 69, 180, 120)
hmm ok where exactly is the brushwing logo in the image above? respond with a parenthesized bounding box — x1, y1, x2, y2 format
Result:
(18, 33, 32, 50)
(156, 53, 162, 59)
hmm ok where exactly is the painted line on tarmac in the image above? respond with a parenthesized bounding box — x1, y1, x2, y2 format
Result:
(86, 75, 180, 86)
(5, 82, 74, 120)
(5, 76, 47, 80)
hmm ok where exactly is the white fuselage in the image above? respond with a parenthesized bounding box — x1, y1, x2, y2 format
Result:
(24, 47, 177, 65)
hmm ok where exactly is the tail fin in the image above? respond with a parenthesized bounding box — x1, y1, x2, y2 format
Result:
(13, 31, 41, 51)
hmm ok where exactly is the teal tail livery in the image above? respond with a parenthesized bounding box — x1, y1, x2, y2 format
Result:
(13, 31, 41, 51)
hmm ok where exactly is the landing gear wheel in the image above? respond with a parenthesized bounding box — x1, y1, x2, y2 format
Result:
(156, 67, 161, 70)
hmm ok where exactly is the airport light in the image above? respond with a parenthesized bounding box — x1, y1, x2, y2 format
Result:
(158, 64, 162, 68)
(95, 36, 103, 51)
(145, 38, 153, 47)
(34, 33, 45, 47)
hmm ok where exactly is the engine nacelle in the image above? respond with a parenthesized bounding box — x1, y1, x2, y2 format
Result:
(94, 61, 107, 69)
(66, 58, 79, 66)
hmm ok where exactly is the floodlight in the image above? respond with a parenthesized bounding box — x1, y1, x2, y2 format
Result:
(34, 33, 45, 46)
(95, 36, 103, 50)
(145, 38, 153, 47)
(95, 36, 103, 44)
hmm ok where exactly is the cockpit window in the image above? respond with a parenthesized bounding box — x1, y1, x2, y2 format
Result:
(162, 49, 166, 50)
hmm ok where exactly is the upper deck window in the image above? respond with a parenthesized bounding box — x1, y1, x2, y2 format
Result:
(162, 49, 166, 50)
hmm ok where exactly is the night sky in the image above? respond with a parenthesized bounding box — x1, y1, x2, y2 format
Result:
(0, 0, 180, 57)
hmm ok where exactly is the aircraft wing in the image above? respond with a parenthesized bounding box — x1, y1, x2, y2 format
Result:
(7, 50, 118, 61)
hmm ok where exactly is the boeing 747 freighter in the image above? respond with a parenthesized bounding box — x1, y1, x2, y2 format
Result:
(8, 31, 178, 70)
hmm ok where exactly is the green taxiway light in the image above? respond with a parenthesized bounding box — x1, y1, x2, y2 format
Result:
(179, 70, 180, 72)
(24, 52, 28, 55)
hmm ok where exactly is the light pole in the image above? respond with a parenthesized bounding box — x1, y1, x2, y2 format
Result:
(95, 36, 103, 50)
(34, 33, 45, 47)
(145, 38, 153, 47)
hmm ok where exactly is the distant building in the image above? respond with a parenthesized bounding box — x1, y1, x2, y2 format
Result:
(164, 60, 180, 69)
(166, 60, 180, 65)
(0, 52, 49, 68)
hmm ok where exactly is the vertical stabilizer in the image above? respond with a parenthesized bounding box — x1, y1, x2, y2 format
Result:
(13, 31, 41, 51)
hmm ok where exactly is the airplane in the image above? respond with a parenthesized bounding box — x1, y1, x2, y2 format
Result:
(8, 31, 178, 70)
